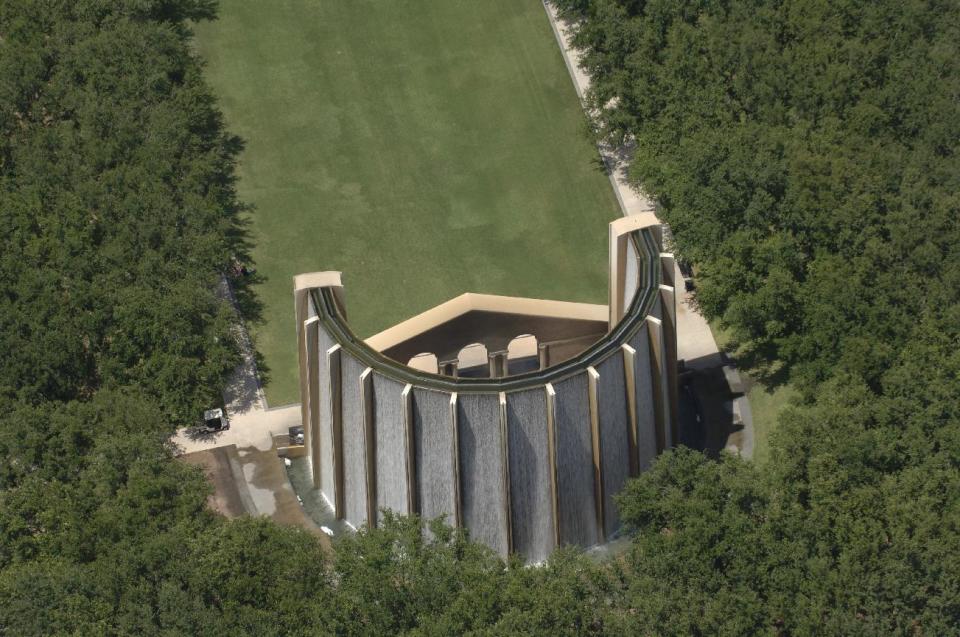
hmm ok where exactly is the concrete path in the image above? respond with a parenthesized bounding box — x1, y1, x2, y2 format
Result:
(542, 1, 753, 458)
(542, 2, 657, 219)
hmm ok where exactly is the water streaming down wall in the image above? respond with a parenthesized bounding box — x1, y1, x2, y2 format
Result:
(457, 393, 509, 555)
(629, 323, 659, 471)
(372, 373, 408, 522)
(316, 328, 337, 496)
(554, 372, 600, 547)
(597, 351, 631, 538)
(505, 388, 554, 563)
(412, 387, 457, 524)
(293, 215, 677, 562)
(340, 353, 368, 527)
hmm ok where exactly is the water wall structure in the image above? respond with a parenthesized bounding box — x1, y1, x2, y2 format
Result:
(293, 212, 678, 562)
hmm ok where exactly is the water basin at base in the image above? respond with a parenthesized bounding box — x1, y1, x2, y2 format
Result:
(284, 455, 352, 537)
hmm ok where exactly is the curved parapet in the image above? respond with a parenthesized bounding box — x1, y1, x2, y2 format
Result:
(294, 213, 677, 562)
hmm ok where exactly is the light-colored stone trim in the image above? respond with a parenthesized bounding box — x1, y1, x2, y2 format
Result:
(449, 392, 462, 527)
(402, 383, 417, 515)
(326, 344, 345, 517)
(293, 271, 342, 292)
(587, 366, 605, 540)
(304, 317, 322, 489)
(646, 317, 668, 452)
(498, 392, 513, 555)
(659, 280, 679, 446)
(545, 383, 561, 549)
(366, 293, 608, 354)
(608, 213, 662, 326)
(621, 343, 639, 477)
(359, 367, 376, 526)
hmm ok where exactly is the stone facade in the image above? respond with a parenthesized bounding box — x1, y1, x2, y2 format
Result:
(294, 213, 677, 561)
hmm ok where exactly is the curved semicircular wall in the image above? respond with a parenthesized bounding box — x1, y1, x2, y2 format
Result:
(293, 213, 678, 562)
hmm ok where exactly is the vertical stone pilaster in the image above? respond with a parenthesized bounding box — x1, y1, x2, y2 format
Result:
(659, 280, 679, 447)
(621, 343, 639, 477)
(304, 317, 322, 489)
(359, 368, 376, 527)
(498, 392, 513, 555)
(608, 229, 628, 327)
(538, 343, 549, 370)
(326, 344, 345, 518)
(295, 288, 311, 431)
(402, 384, 417, 515)
(646, 317, 669, 452)
(439, 360, 458, 377)
(545, 383, 561, 549)
(450, 392, 462, 527)
(587, 366, 605, 540)
(488, 350, 509, 378)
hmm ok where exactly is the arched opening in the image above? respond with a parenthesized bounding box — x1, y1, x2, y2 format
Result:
(456, 343, 488, 378)
(406, 352, 438, 374)
(507, 334, 540, 375)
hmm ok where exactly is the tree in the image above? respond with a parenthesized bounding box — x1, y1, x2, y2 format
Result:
(552, 0, 960, 631)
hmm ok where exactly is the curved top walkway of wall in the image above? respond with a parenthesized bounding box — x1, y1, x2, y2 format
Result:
(296, 213, 670, 395)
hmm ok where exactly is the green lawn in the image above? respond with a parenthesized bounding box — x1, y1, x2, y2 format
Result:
(194, 0, 620, 405)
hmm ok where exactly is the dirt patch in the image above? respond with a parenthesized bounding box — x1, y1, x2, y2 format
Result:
(180, 444, 331, 549)
(180, 446, 253, 518)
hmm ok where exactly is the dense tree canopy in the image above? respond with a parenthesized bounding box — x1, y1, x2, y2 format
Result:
(0, 0, 242, 422)
(550, 0, 960, 632)
(0, 2, 333, 633)
(554, 0, 960, 389)
(1, 0, 958, 634)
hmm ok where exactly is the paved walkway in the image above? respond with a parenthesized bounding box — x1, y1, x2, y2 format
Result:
(542, 1, 753, 458)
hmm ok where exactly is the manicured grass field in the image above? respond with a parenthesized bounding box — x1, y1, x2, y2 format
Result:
(194, 0, 620, 405)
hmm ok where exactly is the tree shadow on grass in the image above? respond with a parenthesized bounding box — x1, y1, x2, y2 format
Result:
(214, 136, 273, 407)
(692, 299, 792, 391)
(720, 334, 791, 391)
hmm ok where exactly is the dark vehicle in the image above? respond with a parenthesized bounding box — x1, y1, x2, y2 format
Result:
(677, 259, 696, 292)
(289, 425, 305, 446)
(203, 408, 229, 432)
(678, 377, 705, 449)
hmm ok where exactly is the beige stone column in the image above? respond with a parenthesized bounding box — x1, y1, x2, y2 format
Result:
(646, 317, 669, 452)
(304, 317, 322, 488)
(538, 343, 550, 370)
(545, 383, 561, 549)
(621, 343, 640, 477)
(498, 392, 513, 554)
(326, 344, 345, 518)
(293, 272, 344, 432)
(449, 393, 462, 527)
(488, 350, 509, 378)
(587, 367, 605, 540)
(359, 368, 377, 527)
(402, 384, 417, 515)
(659, 279, 679, 446)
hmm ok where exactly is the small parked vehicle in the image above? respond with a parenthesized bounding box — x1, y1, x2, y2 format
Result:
(289, 425, 305, 446)
(203, 408, 229, 432)
(677, 259, 696, 292)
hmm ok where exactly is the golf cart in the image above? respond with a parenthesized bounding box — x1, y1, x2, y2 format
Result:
(202, 408, 229, 432)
